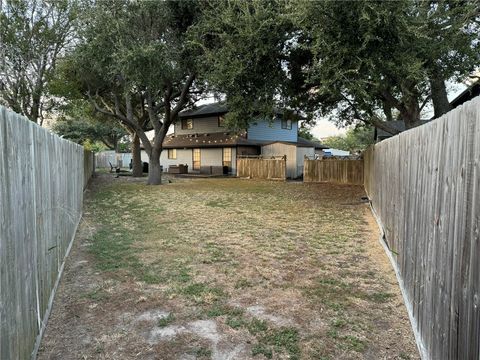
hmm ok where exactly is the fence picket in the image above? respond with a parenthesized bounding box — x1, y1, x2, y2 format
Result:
(364, 97, 480, 359)
(0, 106, 94, 359)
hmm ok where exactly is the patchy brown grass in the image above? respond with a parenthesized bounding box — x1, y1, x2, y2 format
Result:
(38, 174, 419, 360)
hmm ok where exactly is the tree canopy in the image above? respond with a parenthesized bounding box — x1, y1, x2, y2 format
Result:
(3, 0, 475, 185)
(0, 0, 78, 124)
(52, 100, 128, 151)
(194, 0, 480, 134)
(55, 0, 205, 183)
(293, 0, 479, 131)
(322, 126, 375, 153)
(191, 0, 294, 129)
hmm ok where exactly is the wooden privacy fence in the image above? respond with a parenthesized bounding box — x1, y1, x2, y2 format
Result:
(84, 149, 95, 189)
(95, 150, 132, 168)
(237, 156, 286, 180)
(364, 97, 480, 360)
(0, 106, 92, 359)
(303, 159, 364, 185)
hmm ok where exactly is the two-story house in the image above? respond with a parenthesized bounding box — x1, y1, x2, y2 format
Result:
(147, 102, 326, 178)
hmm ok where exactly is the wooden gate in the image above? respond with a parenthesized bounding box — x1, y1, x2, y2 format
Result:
(237, 156, 286, 180)
(303, 159, 364, 185)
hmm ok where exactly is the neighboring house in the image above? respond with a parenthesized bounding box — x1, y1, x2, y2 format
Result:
(374, 120, 431, 142)
(450, 80, 480, 109)
(375, 81, 480, 142)
(142, 102, 327, 178)
(323, 148, 350, 157)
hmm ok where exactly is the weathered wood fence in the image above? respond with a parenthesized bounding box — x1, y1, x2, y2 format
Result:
(95, 150, 132, 168)
(84, 149, 95, 189)
(0, 106, 92, 359)
(364, 97, 480, 360)
(303, 159, 364, 185)
(237, 157, 286, 180)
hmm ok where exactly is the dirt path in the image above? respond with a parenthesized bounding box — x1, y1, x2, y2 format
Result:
(38, 174, 419, 360)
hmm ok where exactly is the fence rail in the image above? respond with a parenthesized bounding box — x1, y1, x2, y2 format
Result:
(237, 157, 286, 180)
(364, 97, 480, 360)
(303, 159, 364, 185)
(0, 106, 90, 359)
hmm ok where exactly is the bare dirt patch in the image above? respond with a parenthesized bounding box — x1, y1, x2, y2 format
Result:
(38, 174, 419, 359)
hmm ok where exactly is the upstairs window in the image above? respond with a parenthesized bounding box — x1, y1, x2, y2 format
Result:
(218, 115, 226, 127)
(182, 118, 193, 130)
(168, 149, 177, 159)
(281, 118, 292, 130)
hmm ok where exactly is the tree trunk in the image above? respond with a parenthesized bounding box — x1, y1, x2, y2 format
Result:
(131, 134, 143, 177)
(382, 100, 393, 122)
(403, 110, 422, 130)
(402, 94, 422, 130)
(147, 149, 162, 185)
(430, 71, 451, 118)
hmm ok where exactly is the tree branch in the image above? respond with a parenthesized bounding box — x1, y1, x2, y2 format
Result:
(342, 93, 401, 135)
(87, 90, 138, 131)
(380, 89, 409, 116)
(146, 89, 161, 134)
(171, 73, 196, 118)
(419, 95, 431, 112)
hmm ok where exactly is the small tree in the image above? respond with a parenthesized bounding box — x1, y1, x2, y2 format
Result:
(52, 100, 128, 151)
(322, 127, 375, 153)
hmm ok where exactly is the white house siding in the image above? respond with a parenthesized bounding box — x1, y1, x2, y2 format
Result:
(142, 149, 193, 168)
(261, 142, 297, 178)
(296, 147, 315, 177)
(198, 147, 237, 174)
(200, 148, 222, 169)
(174, 116, 226, 135)
(160, 149, 193, 171)
(324, 148, 350, 156)
(143, 147, 237, 174)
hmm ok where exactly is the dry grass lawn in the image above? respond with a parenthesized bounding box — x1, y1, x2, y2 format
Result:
(38, 174, 419, 360)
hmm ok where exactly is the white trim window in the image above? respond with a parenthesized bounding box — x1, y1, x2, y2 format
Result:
(182, 118, 193, 130)
(193, 148, 201, 170)
(223, 147, 232, 169)
(281, 118, 292, 130)
(168, 149, 177, 159)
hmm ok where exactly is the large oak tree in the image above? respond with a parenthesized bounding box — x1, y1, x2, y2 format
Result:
(294, 0, 479, 131)
(194, 0, 479, 135)
(58, 0, 204, 184)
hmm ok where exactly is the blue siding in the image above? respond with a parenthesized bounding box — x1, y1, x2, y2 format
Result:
(247, 118, 298, 142)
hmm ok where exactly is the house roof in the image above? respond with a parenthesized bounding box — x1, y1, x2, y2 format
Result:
(260, 138, 327, 149)
(179, 102, 228, 118)
(450, 81, 480, 109)
(178, 101, 305, 119)
(162, 132, 259, 148)
(160, 133, 327, 150)
(375, 120, 430, 139)
(297, 137, 328, 149)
